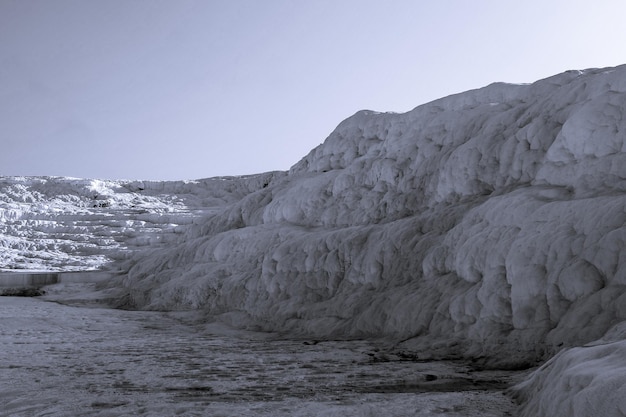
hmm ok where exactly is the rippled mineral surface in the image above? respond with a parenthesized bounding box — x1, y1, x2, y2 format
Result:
(0, 284, 517, 417)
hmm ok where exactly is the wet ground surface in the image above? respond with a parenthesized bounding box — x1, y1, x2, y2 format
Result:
(0, 285, 519, 416)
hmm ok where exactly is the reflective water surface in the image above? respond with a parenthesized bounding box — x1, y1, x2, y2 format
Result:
(0, 285, 518, 416)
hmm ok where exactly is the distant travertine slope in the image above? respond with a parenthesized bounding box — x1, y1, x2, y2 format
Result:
(2, 66, 626, 417)
(0, 175, 279, 270)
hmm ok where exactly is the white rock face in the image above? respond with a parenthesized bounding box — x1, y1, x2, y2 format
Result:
(116, 65, 625, 355)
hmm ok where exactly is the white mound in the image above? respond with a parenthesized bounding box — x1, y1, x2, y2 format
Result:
(511, 325, 626, 417)
(112, 65, 626, 417)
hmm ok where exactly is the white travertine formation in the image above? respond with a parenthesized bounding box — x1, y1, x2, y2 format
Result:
(2, 66, 625, 416)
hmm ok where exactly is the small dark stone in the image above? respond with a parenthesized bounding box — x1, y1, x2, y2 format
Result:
(0, 287, 45, 297)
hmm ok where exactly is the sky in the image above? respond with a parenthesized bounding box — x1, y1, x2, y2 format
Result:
(1, 0, 626, 181)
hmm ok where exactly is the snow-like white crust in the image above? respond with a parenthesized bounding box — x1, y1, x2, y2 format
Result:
(0, 173, 281, 270)
(116, 65, 625, 357)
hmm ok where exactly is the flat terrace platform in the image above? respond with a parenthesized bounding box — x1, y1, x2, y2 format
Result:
(0, 271, 118, 288)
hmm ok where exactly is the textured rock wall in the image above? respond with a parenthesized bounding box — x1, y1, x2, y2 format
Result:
(116, 66, 626, 375)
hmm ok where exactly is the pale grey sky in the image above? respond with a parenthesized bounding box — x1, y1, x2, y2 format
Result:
(1, 0, 625, 180)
